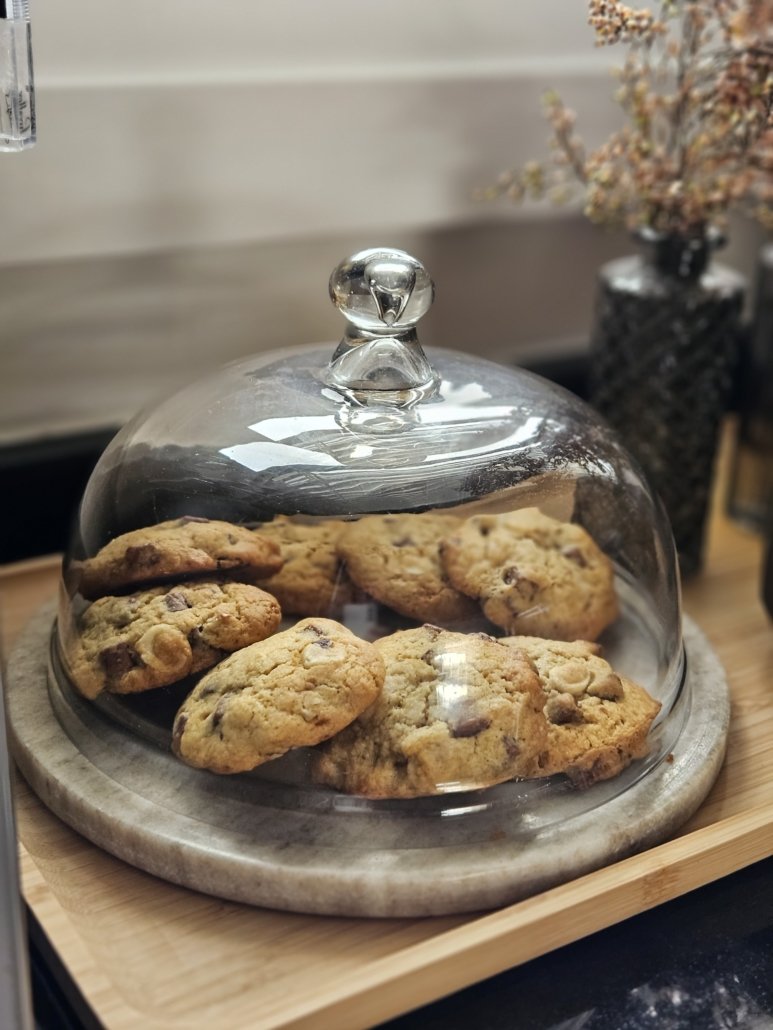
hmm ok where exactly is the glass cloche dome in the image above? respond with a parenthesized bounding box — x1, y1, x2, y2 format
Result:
(54, 247, 684, 816)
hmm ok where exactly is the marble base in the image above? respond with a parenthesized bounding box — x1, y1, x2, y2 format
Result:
(6, 605, 730, 917)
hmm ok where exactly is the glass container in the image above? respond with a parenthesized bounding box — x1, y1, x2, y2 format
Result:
(52, 247, 685, 823)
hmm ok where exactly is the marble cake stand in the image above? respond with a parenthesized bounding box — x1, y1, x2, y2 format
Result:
(6, 604, 729, 918)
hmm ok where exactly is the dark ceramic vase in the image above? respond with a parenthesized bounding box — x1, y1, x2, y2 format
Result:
(589, 229, 745, 576)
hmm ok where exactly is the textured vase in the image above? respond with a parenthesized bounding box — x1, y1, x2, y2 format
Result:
(589, 229, 745, 576)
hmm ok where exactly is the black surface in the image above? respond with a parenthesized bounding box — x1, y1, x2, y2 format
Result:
(27, 907, 101, 1030)
(0, 429, 117, 563)
(380, 858, 773, 1030)
(764, 539, 773, 620)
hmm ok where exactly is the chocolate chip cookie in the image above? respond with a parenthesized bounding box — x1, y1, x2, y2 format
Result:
(252, 517, 354, 616)
(337, 514, 479, 624)
(171, 618, 385, 774)
(311, 625, 547, 798)
(72, 517, 283, 600)
(502, 636, 662, 787)
(67, 580, 282, 699)
(439, 508, 618, 640)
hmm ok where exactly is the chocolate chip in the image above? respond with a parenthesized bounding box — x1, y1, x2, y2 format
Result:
(393, 537, 414, 548)
(304, 623, 325, 637)
(315, 637, 332, 648)
(479, 525, 490, 536)
(420, 649, 437, 664)
(451, 716, 491, 738)
(164, 591, 191, 611)
(567, 756, 608, 789)
(171, 713, 187, 752)
(227, 534, 238, 544)
(211, 698, 228, 730)
(545, 692, 582, 725)
(503, 735, 520, 759)
(502, 567, 539, 599)
(562, 545, 588, 568)
(99, 642, 144, 679)
(178, 515, 209, 524)
(124, 543, 161, 568)
(423, 625, 442, 639)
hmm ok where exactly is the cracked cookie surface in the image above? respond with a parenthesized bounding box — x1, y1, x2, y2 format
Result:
(502, 636, 662, 786)
(172, 618, 385, 774)
(311, 625, 547, 798)
(68, 580, 282, 699)
(252, 517, 354, 616)
(71, 517, 283, 599)
(439, 508, 618, 640)
(337, 513, 479, 624)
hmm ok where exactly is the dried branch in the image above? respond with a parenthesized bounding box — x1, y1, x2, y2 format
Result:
(484, 0, 773, 235)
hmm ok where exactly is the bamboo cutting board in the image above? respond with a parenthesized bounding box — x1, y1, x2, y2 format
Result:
(3, 452, 773, 1030)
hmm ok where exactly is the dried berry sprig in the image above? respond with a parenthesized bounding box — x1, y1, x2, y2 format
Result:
(486, 1, 773, 235)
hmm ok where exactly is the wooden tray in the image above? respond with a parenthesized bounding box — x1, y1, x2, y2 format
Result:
(3, 465, 773, 1029)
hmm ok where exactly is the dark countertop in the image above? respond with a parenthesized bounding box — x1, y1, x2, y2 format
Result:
(381, 859, 773, 1030)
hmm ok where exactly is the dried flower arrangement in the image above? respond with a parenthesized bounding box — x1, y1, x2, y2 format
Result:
(485, 1, 773, 235)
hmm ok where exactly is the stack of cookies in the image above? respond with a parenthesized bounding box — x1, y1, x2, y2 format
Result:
(65, 508, 661, 796)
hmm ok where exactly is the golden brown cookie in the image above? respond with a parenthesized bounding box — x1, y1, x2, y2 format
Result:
(311, 625, 547, 798)
(439, 508, 618, 640)
(502, 635, 661, 787)
(171, 618, 385, 774)
(252, 517, 354, 616)
(68, 580, 282, 699)
(337, 514, 479, 624)
(72, 517, 283, 599)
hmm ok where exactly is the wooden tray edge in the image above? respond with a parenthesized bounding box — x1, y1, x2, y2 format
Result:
(276, 802, 773, 1030)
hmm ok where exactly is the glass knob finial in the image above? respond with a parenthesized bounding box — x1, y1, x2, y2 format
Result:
(329, 248, 434, 333)
(327, 248, 437, 396)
